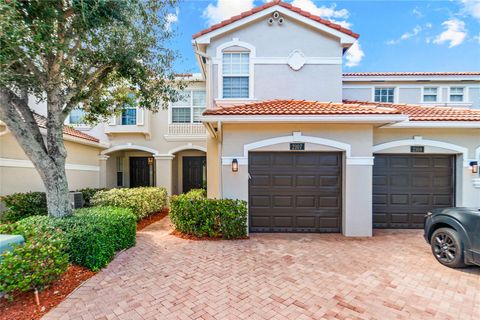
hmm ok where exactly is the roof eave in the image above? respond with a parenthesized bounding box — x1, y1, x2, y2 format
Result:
(381, 121, 480, 129)
(200, 114, 407, 124)
(193, 5, 358, 45)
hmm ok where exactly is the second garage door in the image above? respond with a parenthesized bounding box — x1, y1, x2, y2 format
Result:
(249, 152, 342, 233)
(373, 154, 455, 229)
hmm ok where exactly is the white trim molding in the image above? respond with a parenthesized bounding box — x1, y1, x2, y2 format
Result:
(167, 143, 207, 155)
(243, 132, 352, 158)
(383, 121, 480, 129)
(373, 137, 470, 166)
(193, 5, 357, 45)
(101, 143, 159, 156)
(346, 157, 375, 166)
(0, 158, 100, 172)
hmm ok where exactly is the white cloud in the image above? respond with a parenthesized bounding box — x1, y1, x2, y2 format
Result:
(387, 25, 422, 45)
(412, 8, 424, 18)
(460, 0, 480, 20)
(433, 19, 467, 47)
(345, 41, 364, 67)
(203, 0, 255, 26)
(291, 0, 351, 28)
(165, 9, 179, 31)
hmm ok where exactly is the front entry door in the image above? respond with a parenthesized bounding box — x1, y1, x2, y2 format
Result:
(130, 157, 152, 187)
(183, 156, 206, 193)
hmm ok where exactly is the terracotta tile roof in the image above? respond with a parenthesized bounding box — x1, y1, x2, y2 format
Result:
(343, 72, 480, 77)
(33, 113, 100, 142)
(203, 100, 400, 116)
(344, 100, 480, 121)
(192, 0, 359, 40)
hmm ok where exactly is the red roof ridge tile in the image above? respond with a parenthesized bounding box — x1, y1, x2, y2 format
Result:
(192, 1, 359, 40)
(32, 112, 100, 143)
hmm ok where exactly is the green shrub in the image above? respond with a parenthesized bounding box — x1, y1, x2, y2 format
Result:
(0, 192, 47, 223)
(0, 217, 69, 295)
(75, 188, 108, 207)
(184, 189, 207, 199)
(91, 187, 167, 220)
(11, 207, 136, 271)
(169, 195, 247, 239)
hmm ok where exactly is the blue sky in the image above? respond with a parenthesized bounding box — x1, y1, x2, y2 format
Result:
(166, 0, 480, 73)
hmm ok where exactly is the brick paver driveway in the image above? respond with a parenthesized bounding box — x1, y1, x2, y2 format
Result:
(44, 217, 480, 320)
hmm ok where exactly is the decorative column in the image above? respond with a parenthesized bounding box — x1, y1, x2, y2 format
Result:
(155, 155, 174, 195)
(98, 155, 109, 188)
(343, 156, 375, 237)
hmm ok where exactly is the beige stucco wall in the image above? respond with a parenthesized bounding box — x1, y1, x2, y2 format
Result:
(215, 123, 375, 236)
(373, 128, 480, 208)
(0, 132, 103, 196)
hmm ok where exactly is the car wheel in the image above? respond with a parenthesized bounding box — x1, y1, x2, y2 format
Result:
(430, 228, 465, 268)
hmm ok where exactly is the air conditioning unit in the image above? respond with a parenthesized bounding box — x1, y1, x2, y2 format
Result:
(69, 192, 84, 209)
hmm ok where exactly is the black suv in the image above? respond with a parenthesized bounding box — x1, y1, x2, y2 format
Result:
(424, 207, 480, 268)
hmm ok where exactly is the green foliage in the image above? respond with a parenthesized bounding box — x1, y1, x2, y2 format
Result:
(169, 195, 247, 239)
(75, 188, 108, 207)
(0, 217, 69, 295)
(0, 192, 47, 223)
(184, 189, 207, 199)
(3, 206, 136, 272)
(91, 187, 167, 221)
(0, 0, 183, 121)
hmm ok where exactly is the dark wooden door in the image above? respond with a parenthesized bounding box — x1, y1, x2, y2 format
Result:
(249, 152, 342, 233)
(373, 154, 455, 229)
(130, 157, 151, 187)
(183, 156, 206, 193)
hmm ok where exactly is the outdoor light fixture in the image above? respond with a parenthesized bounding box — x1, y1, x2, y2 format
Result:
(232, 159, 238, 172)
(470, 161, 478, 174)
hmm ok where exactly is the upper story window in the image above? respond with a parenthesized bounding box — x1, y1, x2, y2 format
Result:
(121, 108, 137, 125)
(69, 108, 86, 125)
(222, 52, 249, 99)
(449, 87, 464, 102)
(172, 90, 206, 123)
(374, 87, 395, 103)
(423, 87, 438, 102)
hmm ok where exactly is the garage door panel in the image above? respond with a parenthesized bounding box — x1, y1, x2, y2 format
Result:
(249, 152, 342, 233)
(373, 154, 454, 229)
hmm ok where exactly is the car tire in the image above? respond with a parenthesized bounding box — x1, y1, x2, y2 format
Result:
(430, 228, 466, 268)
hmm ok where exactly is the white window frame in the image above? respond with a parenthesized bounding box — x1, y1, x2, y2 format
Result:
(448, 86, 465, 103)
(421, 86, 440, 103)
(221, 52, 250, 99)
(216, 39, 255, 100)
(372, 86, 396, 103)
(170, 90, 206, 124)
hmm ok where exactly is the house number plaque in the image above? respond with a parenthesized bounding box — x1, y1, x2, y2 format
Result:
(410, 146, 425, 153)
(290, 143, 305, 151)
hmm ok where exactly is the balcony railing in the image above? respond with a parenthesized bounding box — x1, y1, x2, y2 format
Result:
(168, 123, 206, 135)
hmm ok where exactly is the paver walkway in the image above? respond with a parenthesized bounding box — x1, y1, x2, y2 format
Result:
(44, 217, 480, 320)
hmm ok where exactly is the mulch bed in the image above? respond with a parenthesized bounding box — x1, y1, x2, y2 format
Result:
(136, 208, 169, 230)
(170, 230, 249, 241)
(1, 209, 169, 320)
(0, 264, 96, 320)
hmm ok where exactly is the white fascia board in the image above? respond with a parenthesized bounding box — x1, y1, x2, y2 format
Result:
(200, 114, 408, 123)
(343, 76, 480, 82)
(382, 121, 480, 129)
(194, 5, 357, 45)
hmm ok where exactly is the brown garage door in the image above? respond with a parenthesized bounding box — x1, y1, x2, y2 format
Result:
(248, 152, 342, 233)
(373, 154, 455, 229)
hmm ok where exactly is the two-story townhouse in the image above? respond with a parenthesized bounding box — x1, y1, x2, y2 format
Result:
(2, 1, 480, 238)
(343, 72, 480, 108)
(196, 1, 480, 237)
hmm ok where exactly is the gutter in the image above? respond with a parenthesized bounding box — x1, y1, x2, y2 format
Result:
(381, 121, 480, 129)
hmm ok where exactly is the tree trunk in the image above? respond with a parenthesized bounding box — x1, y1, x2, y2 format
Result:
(42, 161, 72, 218)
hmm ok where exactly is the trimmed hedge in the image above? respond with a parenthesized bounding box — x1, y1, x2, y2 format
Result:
(0, 192, 48, 223)
(91, 187, 168, 220)
(75, 188, 108, 207)
(0, 218, 69, 295)
(3, 206, 136, 272)
(169, 192, 247, 239)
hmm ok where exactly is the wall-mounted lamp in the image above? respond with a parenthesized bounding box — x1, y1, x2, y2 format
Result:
(232, 159, 238, 172)
(469, 161, 478, 174)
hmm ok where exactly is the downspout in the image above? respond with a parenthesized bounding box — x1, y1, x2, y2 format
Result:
(217, 121, 223, 198)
